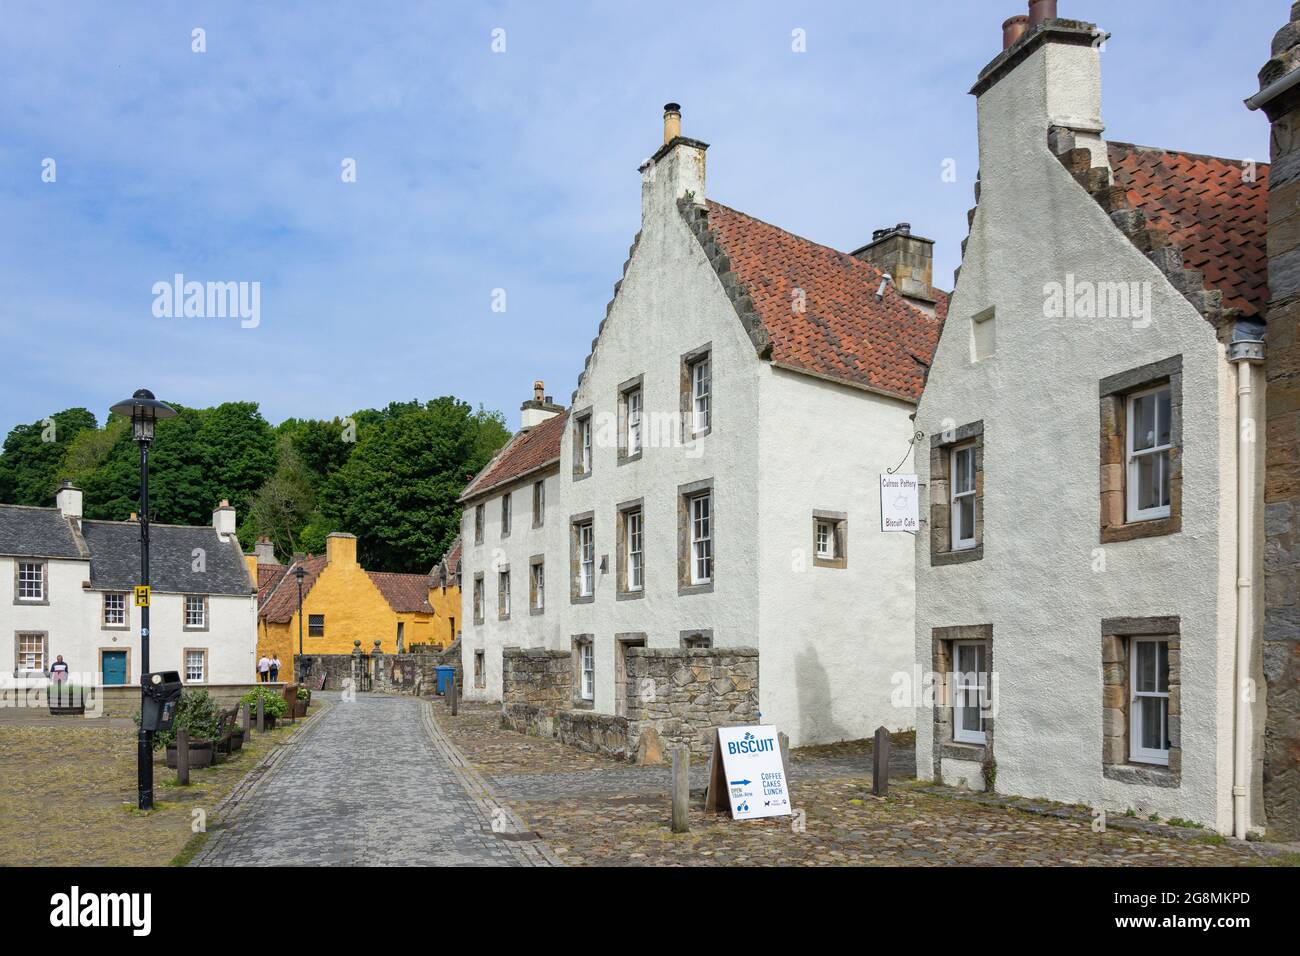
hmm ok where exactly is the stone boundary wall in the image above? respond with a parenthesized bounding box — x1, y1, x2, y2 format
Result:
(295, 653, 456, 698)
(500, 645, 759, 763)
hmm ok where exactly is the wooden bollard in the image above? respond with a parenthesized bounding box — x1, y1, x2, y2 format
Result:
(176, 726, 190, 786)
(872, 725, 890, 796)
(450, 677, 459, 716)
(256, 695, 265, 733)
(671, 746, 690, 833)
(240, 702, 250, 743)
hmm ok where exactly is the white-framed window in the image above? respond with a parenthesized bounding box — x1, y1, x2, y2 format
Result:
(578, 416, 593, 474)
(1130, 638, 1170, 765)
(953, 640, 988, 745)
(184, 595, 207, 629)
(950, 443, 977, 551)
(691, 357, 712, 434)
(103, 593, 127, 626)
(1126, 384, 1172, 522)
(626, 509, 644, 591)
(690, 493, 713, 584)
(184, 649, 207, 683)
(533, 480, 545, 525)
(531, 561, 545, 610)
(815, 520, 834, 559)
(474, 503, 485, 544)
(578, 522, 595, 596)
(580, 642, 595, 701)
(627, 387, 643, 457)
(16, 633, 45, 673)
(16, 562, 44, 601)
(498, 570, 510, 618)
(474, 650, 485, 688)
(501, 493, 512, 536)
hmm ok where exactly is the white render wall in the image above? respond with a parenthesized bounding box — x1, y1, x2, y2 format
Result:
(913, 37, 1256, 832)
(0, 555, 257, 686)
(459, 467, 565, 703)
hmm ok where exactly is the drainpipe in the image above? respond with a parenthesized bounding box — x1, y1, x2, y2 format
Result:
(1227, 323, 1265, 839)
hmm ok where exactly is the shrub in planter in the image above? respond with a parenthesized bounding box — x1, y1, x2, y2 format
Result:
(135, 689, 220, 751)
(239, 686, 287, 725)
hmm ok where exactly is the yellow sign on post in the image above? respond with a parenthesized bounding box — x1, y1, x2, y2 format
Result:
(134, 586, 150, 607)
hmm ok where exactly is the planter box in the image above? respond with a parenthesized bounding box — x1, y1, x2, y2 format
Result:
(47, 686, 86, 716)
(165, 740, 215, 769)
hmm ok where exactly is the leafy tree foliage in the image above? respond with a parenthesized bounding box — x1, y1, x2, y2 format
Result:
(0, 408, 97, 505)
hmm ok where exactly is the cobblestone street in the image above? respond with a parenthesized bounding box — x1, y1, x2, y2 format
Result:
(193, 693, 554, 866)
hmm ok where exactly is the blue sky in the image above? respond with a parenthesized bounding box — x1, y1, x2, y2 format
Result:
(0, 0, 1272, 437)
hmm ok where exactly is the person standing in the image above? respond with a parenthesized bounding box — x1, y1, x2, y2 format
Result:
(49, 655, 70, 683)
(257, 654, 271, 683)
(269, 655, 281, 683)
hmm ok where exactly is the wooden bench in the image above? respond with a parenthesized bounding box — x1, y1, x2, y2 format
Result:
(214, 707, 242, 756)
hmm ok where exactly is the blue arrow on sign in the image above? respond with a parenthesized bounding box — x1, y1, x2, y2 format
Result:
(730, 779, 751, 786)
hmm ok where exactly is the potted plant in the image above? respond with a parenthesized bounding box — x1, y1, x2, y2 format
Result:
(295, 686, 311, 717)
(136, 690, 220, 769)
(239, 686, 287, 729)
(47, 682, 87, 716)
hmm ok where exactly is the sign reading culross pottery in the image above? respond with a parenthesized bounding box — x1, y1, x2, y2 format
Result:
(712, 726, 791, 820)
(879, 474, 919, 533)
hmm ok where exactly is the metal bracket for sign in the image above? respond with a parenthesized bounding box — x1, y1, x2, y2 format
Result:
(886, 429, 925, 475)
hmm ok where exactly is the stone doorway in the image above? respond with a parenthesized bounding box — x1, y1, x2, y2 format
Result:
(614, 634, 646, 717)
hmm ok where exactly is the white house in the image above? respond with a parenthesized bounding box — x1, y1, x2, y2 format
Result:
(462, 106, 945, 747)
(912, 9, 1269, 835)
(0, 483, 259, 688)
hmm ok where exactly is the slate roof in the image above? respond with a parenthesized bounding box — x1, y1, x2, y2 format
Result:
(0, 505, 84, 559)
(701, 201, 945, 401)
(80, 519, 252, 595)
(367, 571, 433, 614)
(459, 411, 568, 502)
(258, 553, 327, 623)
(1108, 143, 1268, 319)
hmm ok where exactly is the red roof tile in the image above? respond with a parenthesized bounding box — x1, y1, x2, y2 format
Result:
(256, 563, 287, 603)
(431, 536, 462, 579)
(258, 553, 327, 623)
(1108, 143, 1268, 318)
(459, 411, 568, 502)
(367, 571, 433, 614)
(703, 201, 944, 401)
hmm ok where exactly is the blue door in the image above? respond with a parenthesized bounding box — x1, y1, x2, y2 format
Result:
(102, 651, 127, 685)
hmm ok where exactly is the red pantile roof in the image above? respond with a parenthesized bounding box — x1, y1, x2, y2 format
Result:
(256, 563, 287, 603)
(1108, 143, 1268, 318)
(431, 536, 462, 579)
(258, 553, 327, 623)
(703, 201, 944, 401)
(367, 571, 433, 614)
(459, 411, 568, 502)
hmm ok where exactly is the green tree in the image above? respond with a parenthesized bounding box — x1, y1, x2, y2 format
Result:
(0, 408, 98, 505)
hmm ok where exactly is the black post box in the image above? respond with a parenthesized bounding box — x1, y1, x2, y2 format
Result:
(140, 671, 183, 732)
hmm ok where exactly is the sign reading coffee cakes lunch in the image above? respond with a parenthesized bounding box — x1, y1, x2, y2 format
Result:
(708, 726, 790, 820)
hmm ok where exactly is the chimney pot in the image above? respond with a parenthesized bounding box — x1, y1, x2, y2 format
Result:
(1003, 14, 1029, 49)
(1027, 0, 1057, 29)
(663, 102, 682, 144)
(533, 380, 544, 402)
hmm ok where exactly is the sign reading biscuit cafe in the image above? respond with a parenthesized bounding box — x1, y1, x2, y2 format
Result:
(879, 474, 919, 533)
(710, 725, 791, 820)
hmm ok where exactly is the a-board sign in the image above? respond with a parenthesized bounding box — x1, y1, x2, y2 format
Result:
(879, 474, 919, 533)
(709, 725, 791, 820)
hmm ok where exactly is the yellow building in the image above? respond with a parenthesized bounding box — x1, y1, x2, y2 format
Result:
(427, 536, 462, 650)
(256, 532, 449, 680)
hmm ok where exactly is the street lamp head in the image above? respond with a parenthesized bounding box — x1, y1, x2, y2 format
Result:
(110, 388, 177, 443)
(292, 565, 307, 581)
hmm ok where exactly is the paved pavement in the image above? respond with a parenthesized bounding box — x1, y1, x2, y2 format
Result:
(192, 693, 556, 866)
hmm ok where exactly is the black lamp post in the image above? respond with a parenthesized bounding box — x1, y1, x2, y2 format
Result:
(293, 563, 307, 658)
(109, 388, 176, 810)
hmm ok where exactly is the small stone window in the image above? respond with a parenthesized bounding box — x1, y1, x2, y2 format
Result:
(474, 503, 485, 545)
(1099, 355, 1182, 543)
(183, 648, 208, 684)
(812, 511, 847, 569)
(529, 555, 545, 614)
(183, 595, 208, 631)
(572, 408, 594, 479)
(308, 614, 325, 637)
(14, 631, 47, 674)
(532, 479, 545, 527)
(680, 629, 713, 649)
(930, 624, 994, 773)
(569, 512, 595, 603)
(102, 593, 128, 629)
(1101, 616, 1181, 787)
(474, 650, 486, 688)
(500, 493, 512, 537)
(472, 573, 484, 625)
(681, 344, 712, 441)
(677, 479, 715, 595)
(572, 635, 595, 706)
(929, 422, 984, 565)
(497, 568, 511, 620)
(616, 498, 646, 600)
(15, 561, 47, 604)
(618, 375, 645, 464)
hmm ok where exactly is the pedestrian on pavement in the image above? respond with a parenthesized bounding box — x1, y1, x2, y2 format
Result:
(270, 655, 281, 682)
(49, 655, 70, 683)
(258, 655, 271, 683)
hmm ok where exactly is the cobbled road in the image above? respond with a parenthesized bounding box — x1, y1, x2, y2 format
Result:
(193, 693, 555, 866)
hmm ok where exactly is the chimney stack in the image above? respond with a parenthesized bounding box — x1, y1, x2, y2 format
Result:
(212, 499, 236, 538)
(663, 102, 682, 144)
(641, 102, 707, 225)
(520, 379, 565, 430)
(1003, 15, 1029, 50)
(55, 480, 83, 521)
(254, 536, 277, 564)
(851, 223, 937, 312)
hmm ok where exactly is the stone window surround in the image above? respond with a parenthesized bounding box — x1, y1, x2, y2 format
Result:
(680, 342, 713, 442)
(497, 566, 511, 621)
(474, 503, 485, 544)
(680, 628, 713, 649)
(677, 478, 715, 596)
(528, 554, 545, 615)
(500, 491, 512, 538)
(615, 632, 647, 717)
(13, 560, 49, 606)
(569, 511, 596, 604)
(1099, 355, 1183, 544)
(930, 421, 984, 566)
(183, 594, 209, 632)
(931, 624, 994, 770)
(532, 479, 545, 528)
(571, 634, 595, 709)
(182, 646, 208, 684)
(617, 373, 645, 465)
(812, 510, 848, 569)
(1101, 616, 1181, 788)
(308, 613, 325, 637)
(615, 497, 646, 601)
(14, 630, 48, 675)
(473, 649, 486, 688)
(472, 572, 485, 625)
(101, 591, 130, 631)
(571, 405, 594, 481)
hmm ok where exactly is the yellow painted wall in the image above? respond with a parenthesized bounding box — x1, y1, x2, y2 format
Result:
(427, 580, 461, 649)
(257, 534, 440, 681)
